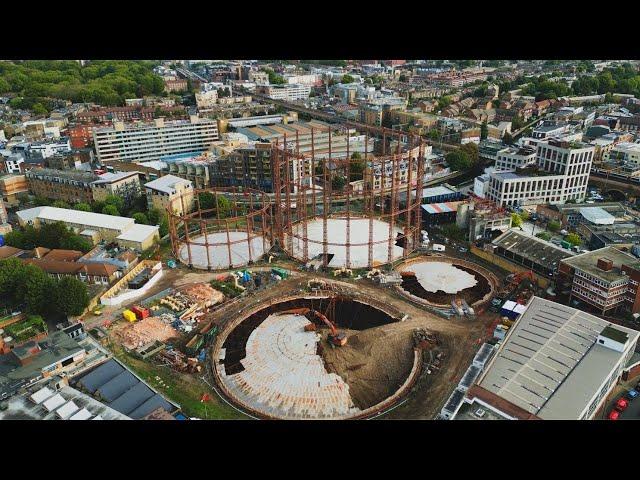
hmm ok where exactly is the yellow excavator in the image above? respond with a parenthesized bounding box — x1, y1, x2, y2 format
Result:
(278, 307, 348, 346)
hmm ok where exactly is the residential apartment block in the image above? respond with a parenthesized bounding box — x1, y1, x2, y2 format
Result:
(26, 168, 97, 204)
(90, 171, 141, 205)
(93, 116, 219, 164)
(144, 174, 194, 216)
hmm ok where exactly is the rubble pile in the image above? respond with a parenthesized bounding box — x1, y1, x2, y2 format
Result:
(112, 316, 178, 350)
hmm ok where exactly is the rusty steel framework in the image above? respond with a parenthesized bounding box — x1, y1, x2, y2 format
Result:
(272, 125, 426, 269)
(168, 186, 272, 270)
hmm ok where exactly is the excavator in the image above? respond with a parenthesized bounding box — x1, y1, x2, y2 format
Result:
(277, 307, 348, 346)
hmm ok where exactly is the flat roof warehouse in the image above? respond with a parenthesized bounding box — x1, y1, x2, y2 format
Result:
(466, 297, 639, 420)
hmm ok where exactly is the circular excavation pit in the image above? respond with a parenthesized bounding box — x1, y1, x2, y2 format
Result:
(212, 293, 422, 419)
(396, 256, 498, 309)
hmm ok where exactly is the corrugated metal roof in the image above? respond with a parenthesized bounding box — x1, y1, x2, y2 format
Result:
(108, 382, 155, 415)
(95, 370, 140, 402)
(76, 360, 125, 393)
(128, 394, 175, 420)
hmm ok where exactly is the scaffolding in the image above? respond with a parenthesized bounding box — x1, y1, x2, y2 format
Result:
(168, 186, 272, 270)
(272, 125, 427, 269)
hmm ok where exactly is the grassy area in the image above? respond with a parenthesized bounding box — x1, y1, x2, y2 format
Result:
(108, 341, 248, 420)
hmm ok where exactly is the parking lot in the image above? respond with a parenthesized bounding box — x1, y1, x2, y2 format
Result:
(599, 377, 640, 420)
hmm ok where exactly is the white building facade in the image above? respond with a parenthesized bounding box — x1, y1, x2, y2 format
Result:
(93, 116, 219, 164)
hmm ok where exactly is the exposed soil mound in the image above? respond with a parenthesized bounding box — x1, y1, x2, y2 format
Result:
(319, 324, 415, 410)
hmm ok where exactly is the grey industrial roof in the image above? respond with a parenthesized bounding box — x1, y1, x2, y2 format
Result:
(76, 360, 125, 393)
(561, 246, 640, 283)
(128, 394, 175, 420)
(95, 370, 140, 402)
(478, 296, 639, 420)
(116, 224, 159, 243)
(144, 174, 191, 194)
(580, 207, 615, 225)
(493, 230, 574, 267)
(17, 206, 134, 232)
(107, 382, 155, 415)
(74, 359, 177, 418)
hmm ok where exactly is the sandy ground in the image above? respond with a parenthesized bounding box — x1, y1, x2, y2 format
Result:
(320, 323, 415, 410)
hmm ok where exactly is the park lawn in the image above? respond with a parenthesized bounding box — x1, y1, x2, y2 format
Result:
(110, 342, 248, 420)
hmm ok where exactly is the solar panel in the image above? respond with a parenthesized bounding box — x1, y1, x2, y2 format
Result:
(443, 388, 465, 414)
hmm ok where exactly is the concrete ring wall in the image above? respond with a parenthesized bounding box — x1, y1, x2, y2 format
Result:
(168, 187, 272, 271)
(394, 255, 500, 309)
(209, 289, 422, 420)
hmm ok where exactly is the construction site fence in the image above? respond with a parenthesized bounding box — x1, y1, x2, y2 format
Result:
(469, 245, 551, 289)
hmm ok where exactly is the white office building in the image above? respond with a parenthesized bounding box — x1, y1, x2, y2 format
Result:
(494, 146, 537, 171)
(259, 84, 311, 102)
(93, 116, 219, 164)
(485, 139, 594, 207)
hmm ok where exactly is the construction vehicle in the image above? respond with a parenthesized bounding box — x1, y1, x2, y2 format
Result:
(277, 307, 347, 346)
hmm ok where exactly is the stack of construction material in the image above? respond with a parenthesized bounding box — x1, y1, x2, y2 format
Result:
(181, 283, 224, 307)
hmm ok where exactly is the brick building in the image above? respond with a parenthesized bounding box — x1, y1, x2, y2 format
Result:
(559, 246, 640, 315)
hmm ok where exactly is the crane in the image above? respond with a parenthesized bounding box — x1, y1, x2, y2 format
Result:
(277, 307, 348, 346)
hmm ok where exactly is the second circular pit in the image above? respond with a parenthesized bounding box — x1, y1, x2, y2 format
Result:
(396, 256, 499, 309)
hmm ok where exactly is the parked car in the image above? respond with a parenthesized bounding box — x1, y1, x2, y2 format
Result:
(608, 409, 620, 420)
(625, 389, 639, 401)
(615, 398, 629, 412)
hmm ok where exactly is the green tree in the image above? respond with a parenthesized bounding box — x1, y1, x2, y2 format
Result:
(341, 74, 355, 84)
(104, 194, 125, 212)
(102, 204, 120, 216)
(445, 150, 472, 171)
(52, 200, 70, 209)
(460, 143, 479, 165)
(73, 202, 92, 212)
(147, 207, 163, 225)
(31, 103, 48, 115)
(565, 233, 582, 247)
(350, 152, 365, 181)
(158, 215, 169, 237)
(511, 212, 523, 228)
(480, 121, 488, 140)
(54, 277, 90, 317)
(427, 129, 441, 141)
(331, 175, 347, 190)
(535, 231, 552, 241)
(548, 220, 561, 233)
(519, 209, 530, 222)
(133, 212, 148, 225)
(198, 191, 216, 210)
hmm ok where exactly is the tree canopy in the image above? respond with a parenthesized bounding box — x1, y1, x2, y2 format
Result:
(4, 222, 92, 252)
(0, 258, 89, 317)
(0, 60, 165, 113)
(445, 149, 472, 171)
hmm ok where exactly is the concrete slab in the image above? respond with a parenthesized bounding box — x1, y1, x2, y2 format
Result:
(221, 313, 360, 419)
(410, 261, 477, 294)
(286, 218, 404, 268)
(178, 231, 268, 269)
